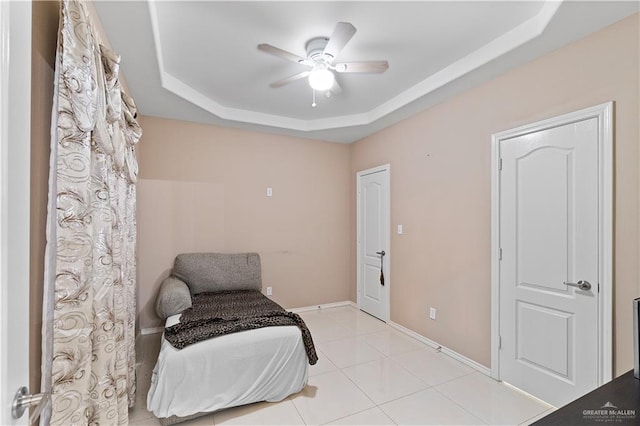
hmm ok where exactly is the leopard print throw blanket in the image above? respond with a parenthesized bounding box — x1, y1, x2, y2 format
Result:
(164, 290, 318, 365)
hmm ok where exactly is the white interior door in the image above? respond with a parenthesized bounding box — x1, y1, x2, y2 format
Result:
(357, 165, 390, 321)
(0, 1, 32, 424)
(494, 103, 612, 408)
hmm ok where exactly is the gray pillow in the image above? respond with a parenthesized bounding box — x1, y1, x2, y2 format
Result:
(173, 253, 262, 295)
(155, 277, 192, 320)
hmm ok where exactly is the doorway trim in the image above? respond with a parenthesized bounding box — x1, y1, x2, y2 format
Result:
(356, 164, 391, 322)
(490, 102, 613, 387)
(0, 1, 33, 423)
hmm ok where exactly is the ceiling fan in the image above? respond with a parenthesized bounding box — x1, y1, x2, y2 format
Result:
(258, 22, 389, 99)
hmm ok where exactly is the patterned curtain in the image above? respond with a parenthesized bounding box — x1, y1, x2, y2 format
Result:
(41, 1, 142, 424)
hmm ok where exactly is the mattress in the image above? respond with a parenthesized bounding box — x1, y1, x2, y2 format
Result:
(147, 313, 309, 419)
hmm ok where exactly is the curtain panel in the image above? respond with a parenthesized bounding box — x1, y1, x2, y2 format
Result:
(41, 1, 142, 424)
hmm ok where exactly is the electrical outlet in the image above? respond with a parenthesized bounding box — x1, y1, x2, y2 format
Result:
(429, 307, 436, 320)
(266, 187, 273, 197)
(266, 286, 272, 296)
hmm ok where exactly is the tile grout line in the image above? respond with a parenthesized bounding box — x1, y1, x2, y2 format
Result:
(286, 395, 308, 426)
(331, 351, 478, 424)
(327, 367, 387, 425)
(430, 386, 488, 425)
(501, 380, 555, 409)
(518, 408, 554, 426)
(315, 307, 490, 424)
(316, 335, 387, 369)
(300, 368, 377, 425)
(320, 404, 397, 426)
(309, 308, 461, 423)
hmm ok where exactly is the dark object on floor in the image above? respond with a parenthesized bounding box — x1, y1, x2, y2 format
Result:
(533, 370, 639, 425)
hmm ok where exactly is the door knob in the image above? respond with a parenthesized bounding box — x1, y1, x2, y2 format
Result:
(563, 280, 592, 291)
(376, 251, 385, 256)
(12, 386, 50, 422)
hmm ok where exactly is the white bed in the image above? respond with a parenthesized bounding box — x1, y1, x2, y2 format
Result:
(147, 313, 309, 421)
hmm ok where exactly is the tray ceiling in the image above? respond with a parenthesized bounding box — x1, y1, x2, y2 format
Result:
(94, 1, 639, 143)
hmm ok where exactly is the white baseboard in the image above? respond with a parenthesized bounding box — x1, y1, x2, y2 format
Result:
(140, 326, 164, 335)
(388, 321, 491, 377)
(290, 300, 357, 313)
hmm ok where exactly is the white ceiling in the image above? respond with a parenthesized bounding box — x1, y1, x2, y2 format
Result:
(95, 1, 639, 143)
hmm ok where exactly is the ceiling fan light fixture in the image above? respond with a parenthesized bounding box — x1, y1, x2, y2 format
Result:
(308, 64, 335, 91)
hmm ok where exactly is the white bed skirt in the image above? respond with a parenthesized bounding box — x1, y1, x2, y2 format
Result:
(147, 314, 309, 419)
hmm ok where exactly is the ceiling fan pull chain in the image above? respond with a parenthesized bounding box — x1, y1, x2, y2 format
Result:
(311, 89, 317, 108)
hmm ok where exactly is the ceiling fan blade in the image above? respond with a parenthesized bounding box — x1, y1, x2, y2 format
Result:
(334, 61, 389, 73)
(322, 22, 357, 63)
(269, 71, 310, 88)
(258, 44, 311, 65)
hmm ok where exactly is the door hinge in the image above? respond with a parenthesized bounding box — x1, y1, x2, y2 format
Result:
(598, 282, 600, 293)
(499, 248, 503, 260)
(498, 158, 503, 171)
(499, 336, 502, 349)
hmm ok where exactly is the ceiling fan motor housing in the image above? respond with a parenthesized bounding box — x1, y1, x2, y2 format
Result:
(306, 37, 331, 62)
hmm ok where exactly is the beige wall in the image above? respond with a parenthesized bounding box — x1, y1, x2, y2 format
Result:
(350, 14, 639, 376)
(136, 117, 351, 330)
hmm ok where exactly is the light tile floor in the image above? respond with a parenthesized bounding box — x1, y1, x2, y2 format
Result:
(129, 306, 554, 425)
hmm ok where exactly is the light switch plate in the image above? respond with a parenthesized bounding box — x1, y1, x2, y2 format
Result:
(397, 224, 403, 234)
